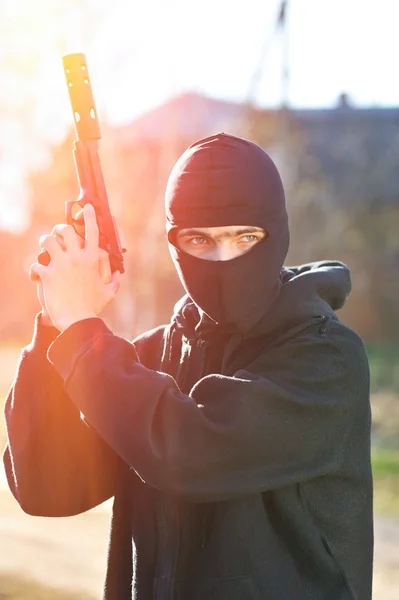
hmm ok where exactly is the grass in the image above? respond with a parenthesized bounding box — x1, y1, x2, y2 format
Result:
(372, 391, 399, 450)
(372, 447, 399, 516)
(372, 447, 399, 478)
(0, 573, 93, 599)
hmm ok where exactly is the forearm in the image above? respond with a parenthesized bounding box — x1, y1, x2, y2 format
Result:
(47, 319, 277, 499)
(4, 315, 119, 516)
(46, 319, 364, 503)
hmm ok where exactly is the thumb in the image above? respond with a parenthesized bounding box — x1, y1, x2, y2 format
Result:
(29, 262, 45, 283)
(106, 270, 121, 295)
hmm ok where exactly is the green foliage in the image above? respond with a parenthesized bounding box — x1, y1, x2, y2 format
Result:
(372, 447, 399, 516)
(0, 574, 93, 600)
(367, 343, 399, 394)
(372, 447, 399, 478)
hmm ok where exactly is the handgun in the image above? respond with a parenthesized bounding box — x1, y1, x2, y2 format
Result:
(38, 53, 125, 273)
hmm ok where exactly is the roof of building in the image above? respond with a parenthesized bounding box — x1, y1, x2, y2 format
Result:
(116, 91, 399, 203)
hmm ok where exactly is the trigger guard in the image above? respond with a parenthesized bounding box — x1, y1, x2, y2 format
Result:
(65, 195, 89, 226)
(65, 201, 83, 226)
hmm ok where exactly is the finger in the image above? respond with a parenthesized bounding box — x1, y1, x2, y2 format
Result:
(40, 234, 64, 260)
(39, 229, 70, 250)
(29, 262, 47, 282)
(98, 249, 112, 284)
(100, 271, 120, 311)
(53, 224, 82, 251)
(109, 270, 121, 294)
(40, 235, 64, 259)
(39, 233, 50, 249)
(50, 224, 67, 250)
(73, 208, 86, 239)
(83, 204, 99, 254)
(50, 223, 68, 236)
(74, 208, 84, 223)
(48, 226, 66, 251)
(29, 263, 41, 283)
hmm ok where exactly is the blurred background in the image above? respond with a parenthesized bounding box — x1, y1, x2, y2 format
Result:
(0, 0, 398, 597)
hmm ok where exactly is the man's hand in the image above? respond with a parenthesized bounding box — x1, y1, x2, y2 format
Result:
(30, 220, 85, 327)
(30, 204, 120, 332)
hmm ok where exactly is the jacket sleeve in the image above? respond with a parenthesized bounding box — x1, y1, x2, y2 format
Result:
(3, 315, 124, 517)
(45, 317, 371, 502)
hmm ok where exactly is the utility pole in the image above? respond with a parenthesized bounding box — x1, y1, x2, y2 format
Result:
(279, 1, 289, 108)
(277, 1, 297, 191)
(236, 1, 290, 144)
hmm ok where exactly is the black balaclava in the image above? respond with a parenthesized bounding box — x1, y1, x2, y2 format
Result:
(166, 133, 290, 334)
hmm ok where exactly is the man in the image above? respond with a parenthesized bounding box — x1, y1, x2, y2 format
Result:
(3, 133, 373, 599)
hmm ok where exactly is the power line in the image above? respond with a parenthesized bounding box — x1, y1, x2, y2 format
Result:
(233, 1, 288, 136)
(245, 0, 288, 107)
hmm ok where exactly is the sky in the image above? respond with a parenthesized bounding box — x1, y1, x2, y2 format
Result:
(0, 0, 397, 231)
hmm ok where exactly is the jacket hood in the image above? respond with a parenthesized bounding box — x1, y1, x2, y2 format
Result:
(172, 260, 352, 340)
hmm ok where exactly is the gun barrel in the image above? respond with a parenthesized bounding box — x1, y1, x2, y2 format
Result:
(63, 53, 101, 141)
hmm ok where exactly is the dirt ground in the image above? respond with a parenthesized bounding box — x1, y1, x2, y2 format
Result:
(0, 487, 110, 598)
(0, 478, 397, 599)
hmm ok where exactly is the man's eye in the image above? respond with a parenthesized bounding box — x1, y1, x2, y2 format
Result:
(239, 235, 260, 243)
(189, 237, 208, 246)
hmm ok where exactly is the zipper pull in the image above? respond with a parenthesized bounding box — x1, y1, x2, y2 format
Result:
(319, 315, 331, 335)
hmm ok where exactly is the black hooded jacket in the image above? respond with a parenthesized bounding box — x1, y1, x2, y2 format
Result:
(3, 134, 372, 599)
(3, 261, 373, 600)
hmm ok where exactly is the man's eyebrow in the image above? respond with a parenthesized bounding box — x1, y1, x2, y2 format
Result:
(178, 227, 264, 239)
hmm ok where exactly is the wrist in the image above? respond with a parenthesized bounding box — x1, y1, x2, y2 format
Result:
(55, 313, 98, 333)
